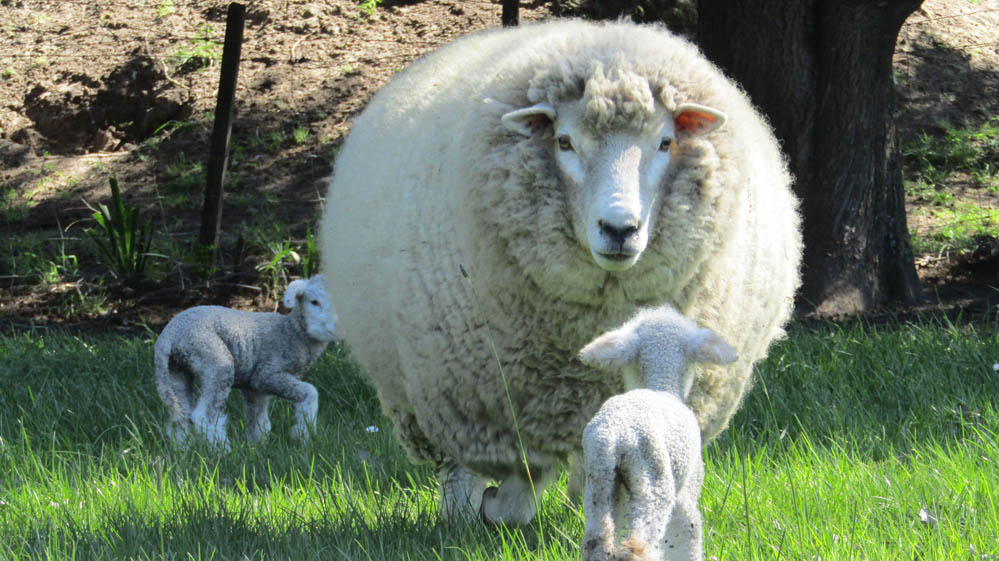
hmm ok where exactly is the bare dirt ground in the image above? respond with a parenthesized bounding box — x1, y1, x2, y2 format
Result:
(1, 0, 998, 331)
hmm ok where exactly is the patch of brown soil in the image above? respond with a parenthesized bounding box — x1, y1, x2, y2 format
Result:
(1, 0, 998, 332)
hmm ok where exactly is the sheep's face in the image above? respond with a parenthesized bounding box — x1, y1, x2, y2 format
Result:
(284, 276, 339, 343)
(502, 101, 726, 272)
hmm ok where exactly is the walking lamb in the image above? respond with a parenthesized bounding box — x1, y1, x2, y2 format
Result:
(154, 276, 338, 450)
(578, 306, 737, 561)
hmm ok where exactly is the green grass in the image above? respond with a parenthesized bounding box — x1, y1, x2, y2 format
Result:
(911, 202, 999, 255)
(904, 118, 999, 254)
(1, 319, 997, 559)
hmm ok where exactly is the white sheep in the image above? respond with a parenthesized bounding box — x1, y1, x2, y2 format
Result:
(153, 276, 338, 450)
(578, 306, 737, 561)
(319, 20, 801, 524)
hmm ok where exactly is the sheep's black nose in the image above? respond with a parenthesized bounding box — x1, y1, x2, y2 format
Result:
(598, 220, 639, 248)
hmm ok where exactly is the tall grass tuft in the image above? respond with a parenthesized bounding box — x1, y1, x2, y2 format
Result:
(84, 176, 154, 287)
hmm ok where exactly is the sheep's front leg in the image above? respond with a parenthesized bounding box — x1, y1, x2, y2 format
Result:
(251, 374, 318, 441)
(438, 461, 488, 521)
(241, 389, 273, 443)
(481, 467, 555, 526)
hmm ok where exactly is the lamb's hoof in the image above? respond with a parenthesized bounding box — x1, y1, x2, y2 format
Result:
(581, 536, 615, 561)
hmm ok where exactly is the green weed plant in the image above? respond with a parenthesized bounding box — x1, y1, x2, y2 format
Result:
(84, 176, 154, 287)
(359, 0, 383, 18)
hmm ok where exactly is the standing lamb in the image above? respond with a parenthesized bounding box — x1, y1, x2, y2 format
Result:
(320, 20, 801, 524)
(578, 306, 737, 561)
(154, 276, 338, 450)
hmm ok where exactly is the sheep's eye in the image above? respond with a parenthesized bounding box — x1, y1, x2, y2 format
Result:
(556, 135, 573, 152)
(659, 137, 672, 151)
(310, 299, 320, 306)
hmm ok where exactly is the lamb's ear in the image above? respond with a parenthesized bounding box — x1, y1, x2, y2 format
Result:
(502, 103, 556, 137)
(579, 328, 639, 369)
(674, 103, 727, 139)
(283, 279, 309, 309)
(687, 327, 738, 365)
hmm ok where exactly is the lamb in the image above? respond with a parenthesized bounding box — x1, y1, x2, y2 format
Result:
(319, 19, 801, 525)
(577, 306, 737, 561)
(153, 275, 338, 450)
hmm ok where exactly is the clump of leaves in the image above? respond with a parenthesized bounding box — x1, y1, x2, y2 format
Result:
(358, 0, 383, 18)
(302, 229, 320, 278)
(84, 176, 153, 287)
(171, 24, 222, 73)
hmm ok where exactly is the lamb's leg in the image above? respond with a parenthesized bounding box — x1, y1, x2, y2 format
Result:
(438, 461, 488, 521)
(481, 466, 555, 526)
(241, 389, 273, 443)
(664, 497, 703, 561)
(155, 360, 194, 447)
(581, 456, 618, 561)
(620, 454, 675, 561)
(251, 374, 318, 441)
(190, 361, 234, 452)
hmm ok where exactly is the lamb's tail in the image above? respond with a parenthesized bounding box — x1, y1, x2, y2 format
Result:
(613, 538, 654, 561)
(153, 337, 191, 423)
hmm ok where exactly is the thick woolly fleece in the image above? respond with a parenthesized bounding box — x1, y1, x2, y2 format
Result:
(153, 276, 337, 448)
(320, 19, 800, 499)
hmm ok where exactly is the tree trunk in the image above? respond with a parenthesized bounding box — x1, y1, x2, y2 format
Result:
(698, 0, 923, 314)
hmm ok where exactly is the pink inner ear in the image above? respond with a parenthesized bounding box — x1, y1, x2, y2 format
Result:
(676, 110, 720, 135)
(525, 113, 551, 135)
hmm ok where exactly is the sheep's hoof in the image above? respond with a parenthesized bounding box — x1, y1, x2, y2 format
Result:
(479, 486, 499, 525)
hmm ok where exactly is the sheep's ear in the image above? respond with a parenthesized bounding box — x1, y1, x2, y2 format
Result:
(283, 279, 308, 309)
(579, 328, 639, 369)
(502, 103, 556, 137)
(687, 327, 737, 365)
(674, 103, 727, 139)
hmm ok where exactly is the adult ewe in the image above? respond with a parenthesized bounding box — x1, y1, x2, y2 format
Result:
(320, 20, 801, 524)
(154, 276, 338, 450)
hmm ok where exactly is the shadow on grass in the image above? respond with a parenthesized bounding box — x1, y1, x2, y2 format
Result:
(8, 486, 581, 561)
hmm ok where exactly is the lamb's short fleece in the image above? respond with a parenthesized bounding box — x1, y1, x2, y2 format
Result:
(579, 306, 737, 561)
(154, 276, 337, 449)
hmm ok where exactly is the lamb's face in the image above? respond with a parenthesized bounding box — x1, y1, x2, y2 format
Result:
(502, 101, 727, 273)
(285, 276, 339, 343)
(300, 287, 339, 343)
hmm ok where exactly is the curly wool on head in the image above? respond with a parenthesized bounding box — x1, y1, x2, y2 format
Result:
(526, 55, 680, 132)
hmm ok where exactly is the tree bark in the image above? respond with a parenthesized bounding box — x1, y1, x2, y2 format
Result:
(698, 0, 923, 314)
